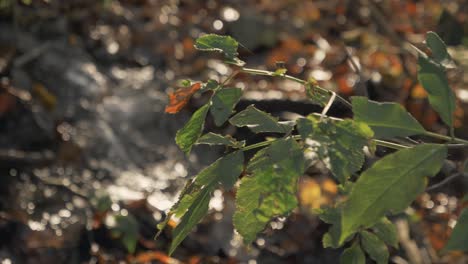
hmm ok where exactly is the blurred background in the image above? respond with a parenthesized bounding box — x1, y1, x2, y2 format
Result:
(0, 0, 468, 263)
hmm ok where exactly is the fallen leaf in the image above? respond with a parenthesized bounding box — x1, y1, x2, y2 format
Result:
(165, 83, 202, 114)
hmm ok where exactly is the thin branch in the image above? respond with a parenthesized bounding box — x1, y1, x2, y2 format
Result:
(320, 92, 336, 121)
(426, 173, 465, 192)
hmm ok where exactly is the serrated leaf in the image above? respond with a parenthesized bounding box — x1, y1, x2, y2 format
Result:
(372, 217, 399, 248)
(201, 79, 219, 91)
(305, 82, 330, 107)
(340, 144, 447, 243)
(360, 230, 389, 264)
(230, 105, 293, 133)
(169, 186, 212, 255)
(233, 138, 304, 243)
(197, 132, 245, 148)
(352, 96, 425, 139)
(418, 55, 456, 127)
(165, 151, 244, 254)
(340, 242, 365, 264)
(443, 208, 468, 252)
(426, 31, 451, 64)
(176, 104, 210, 155)
(210, 88, 243, 126)
(297, 116, 373, 183)
(195, 34, 245, 66)
(195, 151, 244, 189)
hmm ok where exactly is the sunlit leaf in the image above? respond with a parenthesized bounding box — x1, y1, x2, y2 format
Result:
(201, 79, 219, 91)
(230, 105, 293, 133)
(166, 151, 244, 254)
(169, 186, 211, 255)
(305, 82, 330, 107)
(165, 83, 202, 114)
(196, 132, 245, 148)
(273, 68, 287, 76)
(426, 31, 451, 65)
(360, 230, 389, 264)
(233, 138, 304, 243)
(297, 116, 373, 183)
(210, 88, 243, 126)
(372, 217, 399, 248)
(175, 104, 210, 155)
(443, 208, 468, 252)
(352, 96, 425, 139)
(418, 55, 456, 127)
(340, 144, 447, 243)
(195, 34, 245, 66)
(340, 241, 365, 264)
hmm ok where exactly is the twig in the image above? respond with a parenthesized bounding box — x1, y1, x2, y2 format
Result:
(426, 173, 465, 192)
(320, 92, 336, 121)
(0, 149, 55, 165)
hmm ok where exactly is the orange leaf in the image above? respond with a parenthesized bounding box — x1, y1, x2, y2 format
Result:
(165, 83, 202, 114)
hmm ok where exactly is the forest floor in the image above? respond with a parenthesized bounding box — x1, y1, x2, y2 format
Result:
(0, 0, 468, 263)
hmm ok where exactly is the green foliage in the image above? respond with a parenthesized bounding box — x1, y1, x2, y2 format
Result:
(340, 144, 447, 243)
(175, 103, 210, 155)
(197, 132, 245, 148)
(443, 208, 468, 252)
(340, 242, 365, 264)
(426, 31, 451, 64)
(297, 116, 373, 183)
(360, 230, 389, 264)
(162, 151, 244, 255)
(233, 138, 304, 243)
(230, 105, 293, 133)
(372, 217, 399, 249)
(210, 88, 243, 126)
(162, 32, 465, 262)
(417, 55, 456, 128)
(195, 34, 245, 66)
(352, 96, 425, 139)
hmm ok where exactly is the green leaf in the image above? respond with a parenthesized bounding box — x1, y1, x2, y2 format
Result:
(230, 105, 293, 133)
(372, 217, 399, 248)
(316, 207, 345, 248)
(176, 104, 210, 155)
(340, 144, 447, 243)
(426, 31, 451, 64)
(210, 88, 243, 126)
(197, 132, 245, 148)
(418, 55, 456, 127)
(340, 242, 366, 264)
(297, 116, 373, 183)
(351, 96, 425, 139)
(195, 34, 245, 66)
(360, 230, 389, 264)
(201, 79, 219, 91)
(305, 82, 330, 107)
(169, 186, 212, 255)
(113, 214, 139, 253)
(163, 151, 244, 254)
(443, 208, 468, 252)
(233, 138, 305, 243)
(195, 151, 244, 189)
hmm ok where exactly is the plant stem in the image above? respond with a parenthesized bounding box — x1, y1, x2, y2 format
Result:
(240, 67, 353, 108)
(424, 131, 468, 144)
(373, 139, 408, 150)
(240, 134, 408, 153)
